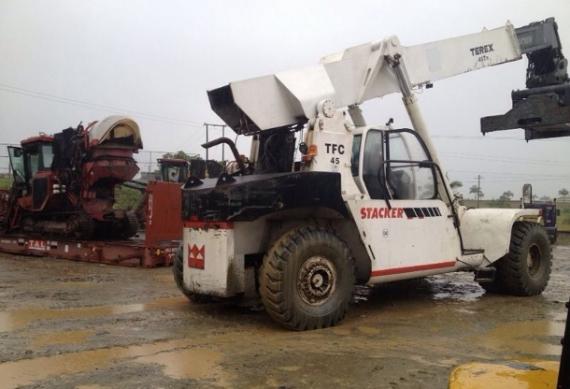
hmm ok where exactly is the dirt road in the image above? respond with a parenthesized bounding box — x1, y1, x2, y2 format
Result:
(0, 245, 567, 388)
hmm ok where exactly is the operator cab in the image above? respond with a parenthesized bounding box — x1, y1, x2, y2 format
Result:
(350, 128, 439, 203)
(9, 135, 55, 187)
(158, 158, 189, 183)
(8, 135, 55, 210)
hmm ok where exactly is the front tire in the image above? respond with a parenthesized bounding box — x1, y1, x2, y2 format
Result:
(481, 222, 552, 296)
(259, 226, 355, 331)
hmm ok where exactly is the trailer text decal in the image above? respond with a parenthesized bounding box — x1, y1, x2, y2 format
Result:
(360, 207, 442, 219)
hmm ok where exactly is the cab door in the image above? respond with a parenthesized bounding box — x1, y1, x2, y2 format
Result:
(7, 146, 26, 187)
(346, 129, 461, 282)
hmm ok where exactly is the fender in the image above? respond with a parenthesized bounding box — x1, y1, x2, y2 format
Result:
(460, 208, 541, 263)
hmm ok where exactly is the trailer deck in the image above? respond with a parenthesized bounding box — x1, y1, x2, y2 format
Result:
(0, 234, 177, 267)
(0, 180, 182, 267)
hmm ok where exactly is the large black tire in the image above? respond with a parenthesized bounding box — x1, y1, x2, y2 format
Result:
(477, 277, 502, 294)
(259, 226, 355, 331)
(480, 222, 552, 296)
(121, 211, 139, 239)
(172, 245, 212, 303)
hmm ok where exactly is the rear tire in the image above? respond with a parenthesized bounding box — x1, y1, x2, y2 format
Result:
(172, 245, 212, 304)
(481, 222, 551, 296)
(259, 226, 354, 331)
(477, 277, 502, 294)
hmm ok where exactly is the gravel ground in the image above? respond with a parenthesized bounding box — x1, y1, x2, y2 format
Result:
(0, 245, 568, 388)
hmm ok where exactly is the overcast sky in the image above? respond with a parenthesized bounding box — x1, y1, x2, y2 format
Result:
(0, 0, 569, 198)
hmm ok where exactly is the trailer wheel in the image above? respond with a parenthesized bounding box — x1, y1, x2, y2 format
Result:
(494, 222, 552, 296)
(120, 211, 139, 239)
(172, 245, 211, 304)
(259, 226, 354, 331)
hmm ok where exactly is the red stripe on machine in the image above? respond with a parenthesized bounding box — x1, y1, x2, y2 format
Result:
(370, 260, 456, 277)
(183, 221, 234, 229)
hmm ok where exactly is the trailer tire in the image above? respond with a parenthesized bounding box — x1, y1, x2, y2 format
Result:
(121, 211, 139, 239)
(173, 245, 211, 304)
(259, 225, 354, 331)
(495, 222, 552, 296)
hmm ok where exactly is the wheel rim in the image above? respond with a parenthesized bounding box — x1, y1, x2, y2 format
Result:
(527, 243, 542, 276)
(297, 256, 337, 306)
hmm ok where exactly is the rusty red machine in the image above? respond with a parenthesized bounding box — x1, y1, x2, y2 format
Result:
(0, 116, 182, 267)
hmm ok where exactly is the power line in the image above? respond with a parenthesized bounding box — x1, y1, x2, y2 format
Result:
(447, 169, 570, 178)
(441, 152, 566, 166)
(0, 82, 204, 129)
(433, 134, 570, 143)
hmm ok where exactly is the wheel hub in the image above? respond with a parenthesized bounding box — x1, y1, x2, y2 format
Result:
(297, 256, 337, 306)
(527, 243, 542, 276)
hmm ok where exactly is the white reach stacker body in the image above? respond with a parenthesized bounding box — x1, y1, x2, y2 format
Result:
(174, 19, 569, 330)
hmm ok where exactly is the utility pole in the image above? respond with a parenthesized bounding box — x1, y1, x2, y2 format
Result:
(222, 125, 225, 162)
(476, 174, 481, 208)
(203, 122, 227, 161)
(204, 123, 209, 161)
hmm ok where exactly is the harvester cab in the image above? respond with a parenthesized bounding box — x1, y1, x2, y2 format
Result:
(157, 158, 189, 183)
(175, 18, 570, 330)
(2, 116, 143, 240)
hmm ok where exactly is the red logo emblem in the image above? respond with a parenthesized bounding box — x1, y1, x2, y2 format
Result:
(188, 244, 205, 269)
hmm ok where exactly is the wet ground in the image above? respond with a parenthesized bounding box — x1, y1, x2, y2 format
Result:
(0, 245, 568, 389)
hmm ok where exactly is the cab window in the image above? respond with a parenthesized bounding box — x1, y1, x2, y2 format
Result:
(387, 131, 436, 200)
(26, 148, 41, 179)
(350, 135, 362, 177)
(41, 144, 54, 170)
(362, 130, 387, 199)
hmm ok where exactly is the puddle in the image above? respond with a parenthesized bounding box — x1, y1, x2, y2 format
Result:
(0, 338, 200, 388)
(0, 297, 187, 332)
(21, 281, 95, 290)
(278, 366, 301, 372)
(135, 348, 229, 385)
(357, 326, 381, 335)
(428, 278, 484, 302)
(32, 329, 93, 348)
(153, 274, 175, 284)
(331, 327, 352, 336)
(482, 316, 565, 356)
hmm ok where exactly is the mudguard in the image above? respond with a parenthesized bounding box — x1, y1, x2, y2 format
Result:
(460, 208, 540, 263)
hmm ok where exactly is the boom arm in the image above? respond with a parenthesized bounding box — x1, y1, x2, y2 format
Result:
(208, 18, 569, 140)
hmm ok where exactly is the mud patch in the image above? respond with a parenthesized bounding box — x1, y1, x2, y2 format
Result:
(32, 329, 93, 348)
(0, 296, 187, 332)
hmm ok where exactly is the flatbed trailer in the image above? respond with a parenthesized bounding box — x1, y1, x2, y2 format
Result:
(0, 234, 176, 267)
(0, 180, 182, 267)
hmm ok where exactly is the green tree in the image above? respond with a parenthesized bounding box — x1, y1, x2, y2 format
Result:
(450, 180, 463, 189)
(162, 150, 200, 162)
(559, 188, 569, 197)
(498, 190, 514, 201)
(469, 185, 484, 199)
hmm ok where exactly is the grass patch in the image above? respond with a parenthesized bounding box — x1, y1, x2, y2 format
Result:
(0, 175, 12, 190)
(114, 185, 143, 211)
(558, 207, 570, 232)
